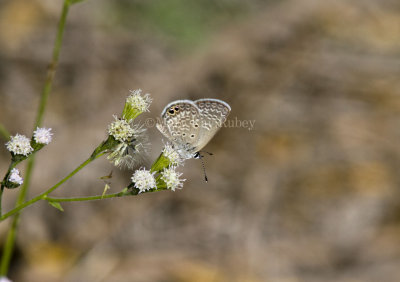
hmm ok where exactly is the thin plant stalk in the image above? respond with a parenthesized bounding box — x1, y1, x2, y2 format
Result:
(0, 124, 10, 140)
(47, 190, 131, 202)
(45, 186, 167, 203)
(0, 151, 171, 221)
(0, 0, 72, 276)
(0, 152, 104, 221)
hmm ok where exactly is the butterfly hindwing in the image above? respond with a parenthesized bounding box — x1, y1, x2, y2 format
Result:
(193, 98, 231, 151)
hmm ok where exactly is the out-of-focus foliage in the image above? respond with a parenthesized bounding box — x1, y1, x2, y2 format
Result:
(108, 0, 257, 48)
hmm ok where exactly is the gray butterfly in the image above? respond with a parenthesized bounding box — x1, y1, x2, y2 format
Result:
(156, 98, 231, 160)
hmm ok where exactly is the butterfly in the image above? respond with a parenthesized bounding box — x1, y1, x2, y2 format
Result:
(156, 98, 231, 160)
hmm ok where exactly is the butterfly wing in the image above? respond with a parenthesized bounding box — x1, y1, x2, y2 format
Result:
(157, 98, 231, 158)
(157, 100, 203, 158)
(193, 98, 231, 151)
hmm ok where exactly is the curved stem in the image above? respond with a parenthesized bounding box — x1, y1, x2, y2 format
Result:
(0, 152, 104, 221)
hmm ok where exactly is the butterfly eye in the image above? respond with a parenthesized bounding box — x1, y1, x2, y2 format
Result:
(174, 106, 179, 112)
(168, 108, 175, 115)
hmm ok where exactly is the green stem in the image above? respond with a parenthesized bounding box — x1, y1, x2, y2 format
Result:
(1, 153, 104, 221)
(0, 163, 19, 217)
(0, 124, 10, 140)
(35, 2, 70, 128)
(1, 173, 166, 220)
(0, 211, 19, 276)
(0, 187, 3, 218)
(0, 158, 36, 274)
(46, 154, 104, 197)
(0, 1, 72, 275)
(46, 186, 166, 203)
(47, 189, 131, 202)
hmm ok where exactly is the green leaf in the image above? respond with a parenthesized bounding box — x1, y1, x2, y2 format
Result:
(150, 153, 171, 173)
(48, 201, 64, 212)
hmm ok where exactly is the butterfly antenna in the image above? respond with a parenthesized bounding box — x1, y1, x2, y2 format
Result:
(200, 155, 208, 182)
(195, 152, 208, 182)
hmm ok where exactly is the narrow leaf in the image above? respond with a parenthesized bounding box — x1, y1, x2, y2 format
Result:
(48, 201, 64, 212)
(102, 183, 111, 198)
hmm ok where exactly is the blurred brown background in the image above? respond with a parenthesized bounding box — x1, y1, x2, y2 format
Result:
(1, 0, 400, 281)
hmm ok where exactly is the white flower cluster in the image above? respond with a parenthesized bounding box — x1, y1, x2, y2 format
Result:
(33, 127, 53, 144)
(127, 89, 152, 113)
(108, 116, 135, 142)
(108, 90, 153, 168)
(108, 91, 188, 193)
(6, 134, 33, 156)
(9, 168, 23, 185)
(5, 127, 53, 156)
(107, 123, 149, 169)
(161, 166, 185, 191)
(131, 168, 157, 193)
(162, 143, 183, 166)
(130, 165, 185, 193)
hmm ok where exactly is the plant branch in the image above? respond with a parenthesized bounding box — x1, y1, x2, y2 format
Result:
(0, 152, 104, 221)
(46, 189, 131, 202)
(0, 0, 72, 275)
(45, 184, 169, 203)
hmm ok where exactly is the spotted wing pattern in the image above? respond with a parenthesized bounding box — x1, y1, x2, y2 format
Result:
(157, 100, 202, 158)
(157, 98, 231, 158)
(193, 98, 231, 151)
